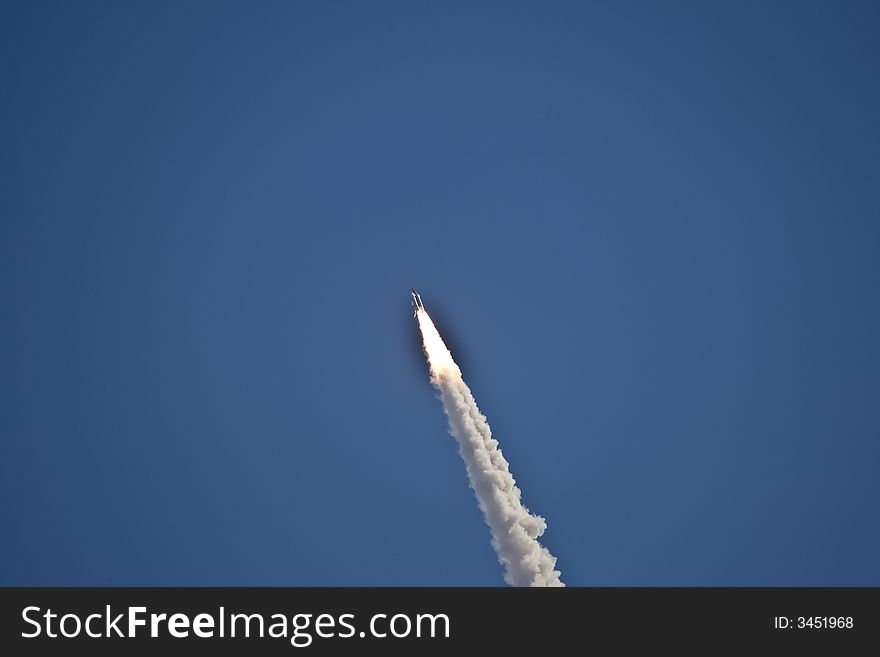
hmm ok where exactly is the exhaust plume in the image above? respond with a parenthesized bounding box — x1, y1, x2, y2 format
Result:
(415, 306, 564, 587)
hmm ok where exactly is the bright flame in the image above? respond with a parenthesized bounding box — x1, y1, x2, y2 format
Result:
(416, 309, 458, 378)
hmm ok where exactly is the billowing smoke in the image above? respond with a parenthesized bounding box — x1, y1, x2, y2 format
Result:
(415, 306, 563, 587)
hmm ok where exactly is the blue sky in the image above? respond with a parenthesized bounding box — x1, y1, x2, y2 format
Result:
(2, 1, 878, 585)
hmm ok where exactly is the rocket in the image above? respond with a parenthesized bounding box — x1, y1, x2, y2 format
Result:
(411, 288, 425, 315)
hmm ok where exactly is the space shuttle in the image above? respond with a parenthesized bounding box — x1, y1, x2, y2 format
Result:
(411, 288, 425, 316)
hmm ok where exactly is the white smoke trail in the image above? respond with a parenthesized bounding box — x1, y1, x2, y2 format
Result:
(416, 308, 564, 587)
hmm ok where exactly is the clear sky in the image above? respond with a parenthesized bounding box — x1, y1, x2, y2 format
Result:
(2, 1, 878, 586)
